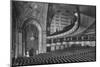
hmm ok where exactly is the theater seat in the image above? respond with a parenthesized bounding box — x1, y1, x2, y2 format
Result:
(12, 46, 96, 66)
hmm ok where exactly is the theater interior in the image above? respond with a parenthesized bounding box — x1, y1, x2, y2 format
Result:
(11, 1, 96, 67)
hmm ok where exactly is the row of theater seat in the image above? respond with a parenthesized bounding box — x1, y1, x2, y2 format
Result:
(12, 47, 96, 67)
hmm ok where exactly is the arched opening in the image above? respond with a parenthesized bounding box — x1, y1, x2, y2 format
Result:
(22, 18, 42, 56)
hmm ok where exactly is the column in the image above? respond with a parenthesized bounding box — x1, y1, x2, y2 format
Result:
(42, 31, 47, 53)
(18, 33, 22, 56)
(41, 3, 48, 53)
(15, 32, 19, 58)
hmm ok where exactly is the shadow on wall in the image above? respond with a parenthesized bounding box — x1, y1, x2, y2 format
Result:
(79, 5, 96, 18)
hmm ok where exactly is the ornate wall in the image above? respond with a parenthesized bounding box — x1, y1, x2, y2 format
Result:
(12, 1, 48, 57)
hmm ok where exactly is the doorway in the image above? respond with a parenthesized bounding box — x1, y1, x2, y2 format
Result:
(22, 19, 42, 56)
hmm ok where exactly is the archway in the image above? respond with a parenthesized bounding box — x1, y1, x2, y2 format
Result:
(22, 18, 42, 56)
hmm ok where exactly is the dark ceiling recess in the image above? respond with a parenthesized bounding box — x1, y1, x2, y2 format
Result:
(79, 6, 96, 18)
